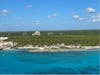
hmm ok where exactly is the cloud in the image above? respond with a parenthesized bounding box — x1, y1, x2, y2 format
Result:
(73, 15, 80, 19)
(0, 9, 9, 16)
(86, 14, 100, 23)
(48, 13, 58, 19)
(73, 15, 84, 21)
(26, 5, 32, 8)
(86, 7, 96, 13)
(91, 14, 100, 22)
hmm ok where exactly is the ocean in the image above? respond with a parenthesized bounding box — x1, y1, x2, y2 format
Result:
(0, 49, 100, 74)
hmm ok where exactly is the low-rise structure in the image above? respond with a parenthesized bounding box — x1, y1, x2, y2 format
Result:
(0, 41, 15, 50)
(32, 31, 40, 36)
(0, 37, 8, 42)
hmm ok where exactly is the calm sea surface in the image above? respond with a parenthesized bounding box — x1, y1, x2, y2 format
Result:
(0, 49, 100, 74)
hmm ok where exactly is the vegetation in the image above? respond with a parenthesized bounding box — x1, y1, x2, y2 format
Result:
(0, 30, 100, 47)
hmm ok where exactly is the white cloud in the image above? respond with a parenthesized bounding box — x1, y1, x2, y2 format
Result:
(48, 13, 58, 19)
(0, 9, 9, 16)
(73, 15, 84, 21)
(73, 15, 80, 19)
(86, 7, 96, 13)
(26, 5, 32, 8)
(91, 14, 100, 22)
(86, 14, 100, 23)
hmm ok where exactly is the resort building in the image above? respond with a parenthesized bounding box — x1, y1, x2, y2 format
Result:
(0, 37, 8, 42)
(32, 31, 41, 36)
(0, 41, 14, 50)
(0, 37, 16, 50)
(60, 32, 63, 35)
(47, 32, 53, 35)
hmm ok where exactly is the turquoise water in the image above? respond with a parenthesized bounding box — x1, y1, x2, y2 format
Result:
(0, 49, 100, 74)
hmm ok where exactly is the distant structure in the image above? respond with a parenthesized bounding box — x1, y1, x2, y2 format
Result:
(60, 32, 63, 35)
(32, 31, 41, 36)
(0, 37, 16, 50)
(47, 32, 53, 35)
(23, 32, 27, 35)
(0, 37, 8, 42)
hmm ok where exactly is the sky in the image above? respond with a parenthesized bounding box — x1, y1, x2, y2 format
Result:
(0, 0, 100, 31)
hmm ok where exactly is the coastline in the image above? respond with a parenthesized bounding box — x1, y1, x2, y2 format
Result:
(26, 48, 100, 52)
(0, 41, 100, 52)
(16, 45, 100, 52)
(1, 46, 100, 52)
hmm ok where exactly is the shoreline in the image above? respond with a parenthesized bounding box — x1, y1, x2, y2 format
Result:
(0, 42, 100, 52)
(25, 48, 100, 52)
(16, 45, 100, 52)
(1, 47, 100, 52)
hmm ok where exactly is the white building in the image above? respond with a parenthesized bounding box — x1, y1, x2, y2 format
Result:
(0, 41, 14, 50)
(47, 32, 53, 35)
(32, 31, 40, 36)
(0, 37, 8, 42)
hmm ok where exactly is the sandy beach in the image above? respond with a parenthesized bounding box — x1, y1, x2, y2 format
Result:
(23, 46, 100, 52)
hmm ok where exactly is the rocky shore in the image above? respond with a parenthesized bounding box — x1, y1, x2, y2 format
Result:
(17, 45, 100, 52)
(0, 42, 100, 52)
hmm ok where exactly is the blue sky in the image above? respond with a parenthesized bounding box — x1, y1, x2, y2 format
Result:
(0, 0, 100, 31)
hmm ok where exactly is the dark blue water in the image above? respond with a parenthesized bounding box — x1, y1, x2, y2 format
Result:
(0, 49, 100, 74)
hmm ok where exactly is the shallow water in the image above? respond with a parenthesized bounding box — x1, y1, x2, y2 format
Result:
(0, 49, 100, 74)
